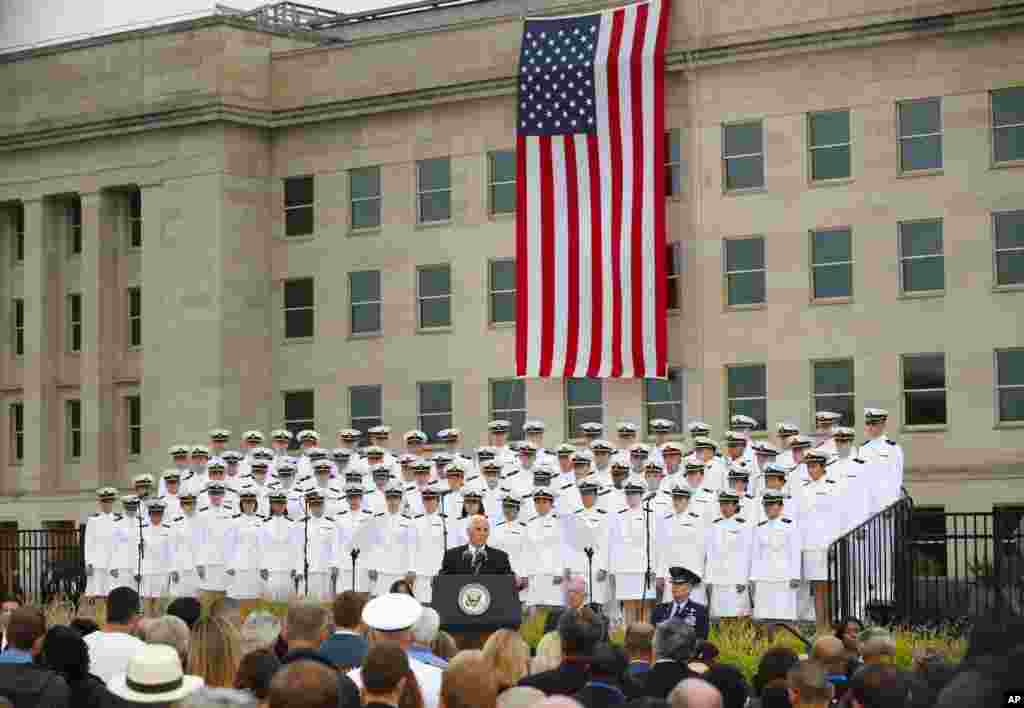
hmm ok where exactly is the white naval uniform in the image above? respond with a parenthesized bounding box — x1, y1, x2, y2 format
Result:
(170, 514, 202, 597)
(702, 459, 729, 493)
(368, 511, 416, 594)
(296, 514, 340, 602)
(859, 437, 904, 508)
(157, 494, 183, 520)
(108, 515, 147, 592)
(656, 509, 708, 605)
(750, 517, 802, 621)
(196, 504, 235, 592)
(606, 507, 658, 600)
(84, 511, 120, 597)
(681, 486, 717, 525)
(565, 506, 610, 604)
(140, 523, 176, 599)
(705, 515, 754, 618)
(797, 477, 847, 580)
(411, 512, 450, 603)
(225, 512, 266, 599)
(260, 515, 300, 601)
(491, 518, 528, 578)
(336, 508, 376, 593)
(519, 512, 568, 606)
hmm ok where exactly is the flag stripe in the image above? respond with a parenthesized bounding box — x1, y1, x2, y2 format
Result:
(629, 3, 648, 377)
(525, 137, 543, 376)
(652, 0, 669, 377)
(574, 133, 593, 378)
(586, 133, 604, 378)
(551, 136, 570, 375)
(539, 135, 555, 378)
(515, 133, 528, 377)
(563, 136, 581, 377)
(594, 14, 613, 378)
(605, 9, 625, 378)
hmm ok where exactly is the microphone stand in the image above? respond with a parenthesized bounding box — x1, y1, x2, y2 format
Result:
(350, 548, 360, 592)
(302, 497, 310, 597)
(136, 511, 145, 598)
(584, 546, 595, 606)
(640, 496, 653, 615)
(440, 493, 449, 553)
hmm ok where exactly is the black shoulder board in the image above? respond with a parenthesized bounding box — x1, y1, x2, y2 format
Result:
(162, 523, 172, 528)
(262, 517, 272, 523)
(886, 439, 897, 445)
(826, 480, 836, 484)
(782, 518, 792, 523)
(374, 512, 384, 517)
(90, 512, 100, 517)
(157, 495, 165, 500)
(688, 512, 700, 518)
(173, 516, 183, 522)
(199, 506, 209, 512)
(402, 513, 412, 519)
(598, 508, 607, 513)
(231, 513, 241, 518)
(518, 521, 527, 527)
(745, 494, 754, 499)
(496, 520, 506, 527)
(619, 508, 629, 514)
(337, 510, 348, 516)
(758, 520, 768, 526)
(506, 471, 519, 477)
(575, 508, 583, 514)
(802, 481, 811, 486)
(713, 517, 723, 523)
(598, 489, 611, 496)
(854, 458, 866, 464)
(414, 513, 424, 519)
(324, 515, 335, 521)
(735, 517, 745, 523)
(439, 512, 447, 518)
(562, 483, 574, 490)
(362, 509, 372, 514)
(664, 513, 673, 519)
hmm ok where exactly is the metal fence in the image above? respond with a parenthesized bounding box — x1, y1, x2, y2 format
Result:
(0, 527, 85, 606)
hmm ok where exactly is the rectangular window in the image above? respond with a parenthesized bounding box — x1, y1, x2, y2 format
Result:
(899, 219, 944, 293)
(68, 196, 82, 256)
(813, 359, 855, 426)
(994, 210, 1024, 288)
(66, 399, 82, 460)
(490, 379, 526, 440)
(489, 151, 516, 215)
(12, 299, 23, 356)
(723, 121, 764, 191)
(128, 287, 141, 348)
(996, 349, 1024, 424)
(811, 228, 853, 299)
(283, 390, 315, 451)
(809, 110, 851, 181)
(667, 242, 681, 311)
(417, 157, 451, 223)
(67, 294, 82, 353)
(665, 129, 682, 196)
(283, 278, 315, 339)
(645, 367, 684, 435)
(898, 98, 942, 172)
(724, 237, 766, 306)
(12, 203, 24, 263)
(9, 403, 23, 463)
(350, 385, 383, 439)
(727, 364, 767, 431)
(284, 176, 314, 237)
(488, 259, 516, 324)
(993, 87, 1024, 164)
(128, 188, 142, 249)
(349, 270, 381, 335)
(126, 395, 141, 456)
(911, 505, 948, 577)
(417, 265, 451, 329)
(994, 505, 1024, 566)
(350, 167, 381, 230)
(566, 378, 603, 436)
(418, 381, 453, 443)
(902, 353, 947, 426)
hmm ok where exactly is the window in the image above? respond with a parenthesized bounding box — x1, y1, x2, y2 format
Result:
(126, 395, 141, 456)
(490, 379, 526, 440)
(667, 242, 681, 311)
(12, 299, 23, 356)
(645, 368, 684, 435)
(67, 294, 82, 353)
(128, 188, 142, 249)
(9, 203, 24, 264)
(665, 129, 682, 196)
(813, 359, 855, 426)
(284, 176, 314, 237)
(489, 151, 516, 215)
(902, 353, 947, 426)
(899, 220, 944, 293)
(66, 399, 82, 460)
(349, 271, 381, 335)
(898, 98, 942, 172)
(727, 364, 766, 431)
(283, 278, 314, 339)
(911, 505, 947, 577)
(418, 381, 452, 442)
(724, 237, 765, 306)
(566, 378, 603, 435)
(68, 196, 82, 255)
(350, 385, 382, 439)
(722, 121, 764, 191)
(417, 157, 451, 223)
(489, 259, 516, 325)
(128, 287, 141, 348)
(809, 110, 851, 181)
(996, 349, 1024, 423)
(9, 403, 22, 463)
(350, 167, 381, 230)
(994, 210, 1024, 288)
(992, 87, 1024, 163)
(994, 504, 1024, 566)
(417, 265, 451, 329)
(283, 390, 315, 451)
(811, 228, 853, 299)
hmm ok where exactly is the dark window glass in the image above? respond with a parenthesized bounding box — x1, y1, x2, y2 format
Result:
(645, 368, 683, 435)
(127, 395, 141, 456)
(995, 211, 1024, 287)
(350, 167, 381, 230)
(665, 130, 682, 196)
(418, 158, 451, 223)
(723, 122, 764, 190)
(903, 354, 947, 426)
(284, 176, 314, 237)
(10, 403, 23, 463)
(725, 237, 766, 306)
(898, 99, 942, 171)
(992, 88, 1024, 163)
(489, 260, 516, 324)
(667, 242, 681, 310)
(350, 385, 382, 437)
(900, 220, 944, 293)
(128, 189, 142, 249)
(284, 278, 314, 339)
(418, 266, 451, 329)
(813, 359, 855, 426)
(128, 288, 142, 348)
(418, 382, 453, 442)
(911, 506, 948, 577)
(350, 271, 382, 335)
(489, 151, 516, 215)
(12, 204, 25, 262)
(809, 110, 851, 181)
(67, 399, 82, 459)
(727, 364, 767, 430)
(811, 228, 853, 299)
(491, 379, 526, 440)
(283, 390, 315, 450)
(566, 378, 603, 434)
(997, 349, 1024, 423)
(69, 196, 82, 255)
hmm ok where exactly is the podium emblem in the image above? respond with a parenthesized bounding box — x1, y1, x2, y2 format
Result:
(457, 583, 491, 616)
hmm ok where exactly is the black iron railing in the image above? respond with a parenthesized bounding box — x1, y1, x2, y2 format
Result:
(0, 527, 85, 606)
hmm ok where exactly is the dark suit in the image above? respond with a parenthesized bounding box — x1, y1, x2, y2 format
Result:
(518, 660, 590, 696)
(575, 681, 627, 707)
(642, 660, 695, 699)
(650, 599, 709, 640)
(438, 544, 513, 575)
(319, 631, 369, 671)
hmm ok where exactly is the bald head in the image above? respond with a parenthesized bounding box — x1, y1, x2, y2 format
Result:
(670, 678, 723, 708)
(468, 514, 490, 547)
(497, 687, 547, 708)
(811, 636, 846, 672)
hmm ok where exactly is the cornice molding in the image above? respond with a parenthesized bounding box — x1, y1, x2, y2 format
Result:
(1, 3, 1023, 153)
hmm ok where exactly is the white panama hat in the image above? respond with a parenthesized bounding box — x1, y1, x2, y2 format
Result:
(108, 644, 204, 703)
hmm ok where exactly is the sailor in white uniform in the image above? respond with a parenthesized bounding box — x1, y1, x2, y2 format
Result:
(656, 484, 708, 605)
(750, 492, 802, 628)
(606, 478, 660, 624)
(140, 500, 176, 612)
(108, 496, 146, 594)
(169, 491, 201, 599)
(260, 490, 300, 601)
(705, 490, 754, 620)
(564, 480, 611, 605)
(336, 485, 376, 593)
(859, 408, 904, 508)
(774, 422, 800, 467)
(590, 440, 615, 486)
(410, 486, 449, 604)
(647, 419, 677, 467)
(523, 420, 556, 468)
(692, 438, 727, 493)
(225, 489, 266, 610)
(486, 420, 517, 467)
(296, 489, 340, 603)
(195, 482, 236, 604)
(269, 429, 294, 459)
(367, 482, 416, 596)
(84, 487, 121, 602)
(519, 487, 568, 608)
(729, 415, 759, 465)
(679, 461, 717, 524)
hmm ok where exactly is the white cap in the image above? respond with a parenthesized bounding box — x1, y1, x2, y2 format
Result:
(362, 592, 423, 632)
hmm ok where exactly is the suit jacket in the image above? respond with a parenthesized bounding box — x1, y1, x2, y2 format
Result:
(650, 599, 709, 640)
(438, 544, 513, 576)
(319, 631, 370, 671)
(642, 660, 695, 699)
(518, 660, 590, 696)
(574, 682, 627, 708)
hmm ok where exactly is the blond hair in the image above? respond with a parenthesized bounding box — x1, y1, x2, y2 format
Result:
(481, 629, 530, 692)
(188, 616, 241, 688)
(440, 650, 497, 708)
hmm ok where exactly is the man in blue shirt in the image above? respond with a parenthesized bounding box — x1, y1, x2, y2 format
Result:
(408, 607, 448, 669)
(0, 606, 39, 664)
(320, 591, 370, 670)
(0, 607, 71, 705)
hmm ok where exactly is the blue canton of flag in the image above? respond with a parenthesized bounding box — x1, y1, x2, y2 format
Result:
(518, 16, 600, 137)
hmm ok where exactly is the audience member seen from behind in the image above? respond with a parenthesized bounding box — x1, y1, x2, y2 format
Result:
(574, 643, 628, 708)
(107, 643, 204, 706)
(668, 678, 722, 708)
(140, 614, 192, 669)
(440, 649, 498, 708)
(0, 594, 21, 652)
(842, 664, 910, 708)
(481, 629, 530, 693)
(833, 617, 863, 677)
(362, 640, 419, 708)
(410, 607, 448, 669)
(640, 618, 698, 700)
(517, 607, 604, 696)
(390, 579, 416, 597)
(180, 686, 262, 707)
(0, 607, 71, 708)
(748, 646, 799, 708)
(40, 625, 111, 708)
(431, 631, 457, 663)
(624, 623, 655, 680)
(857, 628, 895, 667)
(282, 601, 361, 708)
(703, 664, 748, 708)
(496, 686, 546, 708)
(211, 597, 244, 631)
(167, 596, 203, 630)
(83, 586, 146, 684)
(320, 591, 369, 671)
(235, 648, 282, 701)
(189, 616, 242, 688)
(240, 610, 282, 656)
(786, 660, 833, 708)
(810, 636, 851, 703)
(69, 617, 99, 638)
(267, 660, 339, 708)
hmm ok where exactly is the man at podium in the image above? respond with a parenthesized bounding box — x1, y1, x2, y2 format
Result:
(439, 515, 514, 576)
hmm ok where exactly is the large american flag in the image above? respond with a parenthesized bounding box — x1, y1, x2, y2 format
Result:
(515, 0, 669, 379)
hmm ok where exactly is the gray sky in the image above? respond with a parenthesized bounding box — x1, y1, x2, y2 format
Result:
(0, 0, 410, 51)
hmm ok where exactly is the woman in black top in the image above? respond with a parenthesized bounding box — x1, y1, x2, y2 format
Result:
(40, 625, 112, 708)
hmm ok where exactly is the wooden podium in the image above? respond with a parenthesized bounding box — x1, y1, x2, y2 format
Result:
(432, 575, 522, 650)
